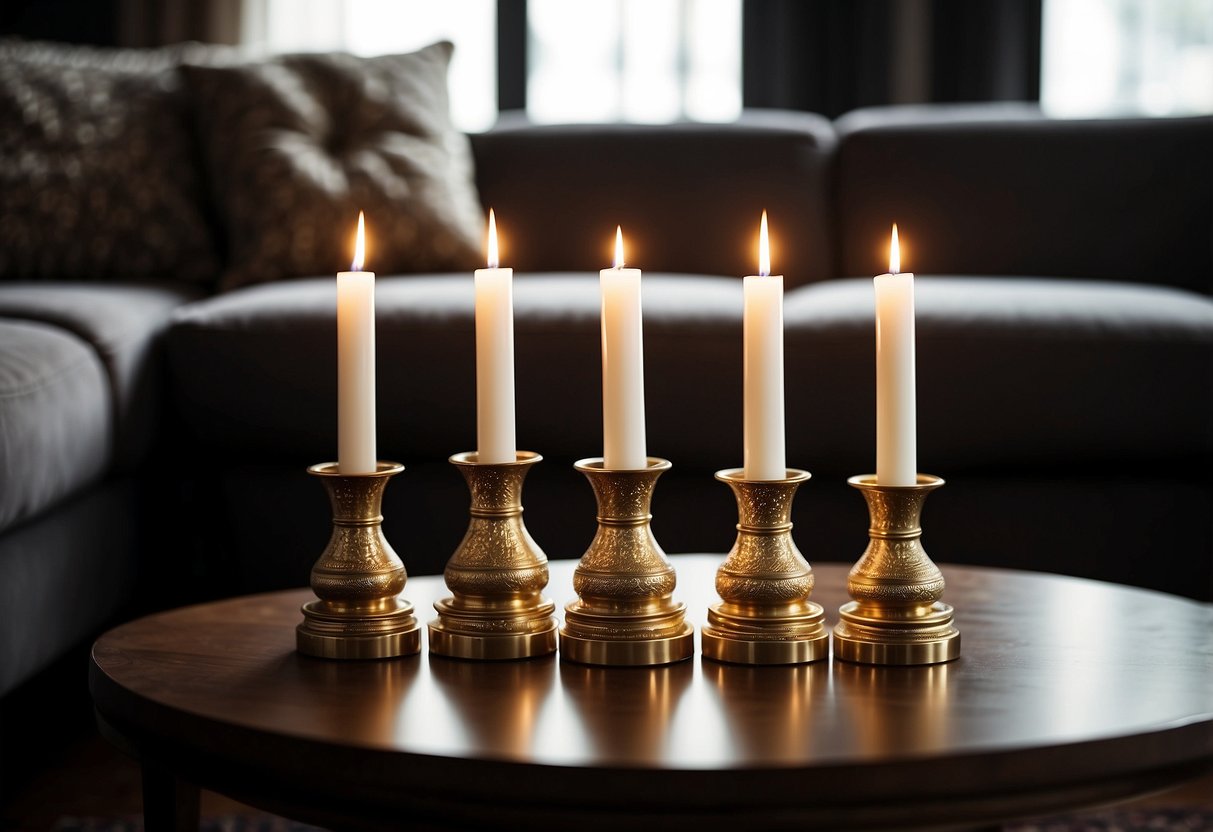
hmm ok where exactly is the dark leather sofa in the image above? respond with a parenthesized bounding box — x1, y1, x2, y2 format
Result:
(1, 77, 1210, 703)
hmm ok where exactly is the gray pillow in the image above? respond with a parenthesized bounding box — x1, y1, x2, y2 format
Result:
(0, 39, 222, 284)
(182, 42, 483, 291)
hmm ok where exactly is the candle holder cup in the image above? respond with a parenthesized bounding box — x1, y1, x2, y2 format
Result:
(833, 474, 960, 666)
(297, 461, 422, 659)
(560, 457, 694, 666)
(428, 451, 558, 660)
(702, 468, 830, 665)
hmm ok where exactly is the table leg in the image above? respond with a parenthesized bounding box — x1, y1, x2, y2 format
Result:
(141, 762, 200, 832)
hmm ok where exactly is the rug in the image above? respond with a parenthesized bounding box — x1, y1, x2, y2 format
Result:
(52, 806, 1213, 832)
(1005, 807, 1213, 831)
(52, 817, 326, 832)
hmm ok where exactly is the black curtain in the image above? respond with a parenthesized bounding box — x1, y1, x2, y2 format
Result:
(743, 0, 1042, 118)
(0, 0, 121, 45)
(929, 0, 1042, 102)
(1, 0, 247, 47)
(743, 0, 892, 117)
(497, 0, 527, 111)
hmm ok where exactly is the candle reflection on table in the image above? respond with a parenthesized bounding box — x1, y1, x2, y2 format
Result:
(832, 661, 954, 755)
(427, 656, 557, 759)
(558, 661, 694, 762)
(701, 661, 830, 762)
(286, 653, 421, 748)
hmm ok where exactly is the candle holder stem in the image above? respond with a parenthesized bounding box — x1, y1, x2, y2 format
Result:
(702, 469, 829, 664)
(833, 474, 960, 666)
(297, 461, 421, 659)
(560, 458, 694, 666)
(428, 451, 558, 660)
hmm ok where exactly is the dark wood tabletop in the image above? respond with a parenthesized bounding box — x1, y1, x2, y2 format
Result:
(90, 555, 1213, 831)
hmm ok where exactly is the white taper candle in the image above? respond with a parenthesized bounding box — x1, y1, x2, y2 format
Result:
(475, 209, 517, 464)
(600, 226, 647, 470)
(874, 223, 917, 485)
(337, 211, 377, 474)
(743, 211, 786, 480)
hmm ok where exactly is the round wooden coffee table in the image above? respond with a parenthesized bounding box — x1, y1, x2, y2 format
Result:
(90, 555, 1213, 831)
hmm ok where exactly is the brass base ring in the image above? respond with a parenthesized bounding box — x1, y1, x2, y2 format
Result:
(701, 601, 830, 665)
(559, 623, 695, 667)
(428, 619, 558, 661)
(296, 600, 422, 660)
(832, 601, 960, 666)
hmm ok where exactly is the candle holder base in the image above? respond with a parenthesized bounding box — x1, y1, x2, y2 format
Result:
(297, 599, 421, 660)
(428, 452, 558, 661)
(560, 458, 694, 667)
(833, 601, 959, 666)
(701, 469, 829, 665)
(559, 615, 695, 667)
(832, 474, 960, 666)
(428, 625, 557, 661)
(297, 462, 421, 660)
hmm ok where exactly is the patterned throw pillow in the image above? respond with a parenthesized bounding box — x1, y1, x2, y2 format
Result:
(0, 40, 221, 284)
(182, 42, 483, 291)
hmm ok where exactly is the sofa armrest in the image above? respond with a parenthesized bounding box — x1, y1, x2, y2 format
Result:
(834, 104, 1213, 293)
(469, 110, 836, 287)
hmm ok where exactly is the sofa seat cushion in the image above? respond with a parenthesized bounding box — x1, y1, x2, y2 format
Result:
(0, 283, 202, 470)
(784, 277, 1213, 473)
(168, 274, 1211, 475)
(0, 479, 140, 696)
(0, 318, 110, 533)
(167, 273, 745, 466)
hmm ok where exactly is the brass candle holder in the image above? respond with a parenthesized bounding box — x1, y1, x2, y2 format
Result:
(560, 457, 694, 666)
(297, 461, 421, 659)
(833, 474, 960, 666)
(428, 451, 558, 660)
(702, 468, 829, 665)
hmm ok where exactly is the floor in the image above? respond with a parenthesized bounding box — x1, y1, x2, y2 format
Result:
(2, 732, 257, 830)
(0, 646, 285, 832)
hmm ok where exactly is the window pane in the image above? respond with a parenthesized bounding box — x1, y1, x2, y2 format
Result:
(1042, 0, 1213, 117)
(528, 1, 623, 122)
(528, 0, 742, 124)
(685, 0, 743, 122)
(258, 0, 497, 132)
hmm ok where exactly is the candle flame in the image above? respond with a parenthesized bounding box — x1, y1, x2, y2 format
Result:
(889, 223, 900, 275)
(758, 210, 770, 277)
(486, 208, 498, 268)
(351, 211, 366, 271)
(614, 226, 625, 268)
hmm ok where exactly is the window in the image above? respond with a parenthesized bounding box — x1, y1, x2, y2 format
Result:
(251, 0, 497, 132)
(251, 0, 741, 131)
(1042, 0, 1213, 117)
(527, 0, 742, 124)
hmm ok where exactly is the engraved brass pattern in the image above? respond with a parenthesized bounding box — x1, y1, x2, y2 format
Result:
(701, 469, 830, 665)
(833, 474, 960, 666)
(560, 458, 694, 666)
(297, 461, 422, 659)
(428, 451, 558, 660)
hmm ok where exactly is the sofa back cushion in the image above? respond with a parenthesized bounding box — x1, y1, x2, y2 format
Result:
(471, 110, 837, 287)
(182, 42, 483, 291)
(834, 105, 1213, 294)
(0, 40, 222, 284)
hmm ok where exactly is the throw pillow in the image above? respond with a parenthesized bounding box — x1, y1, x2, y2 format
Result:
(182, 42, 483, 291)
(0, 39, 222, 284)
